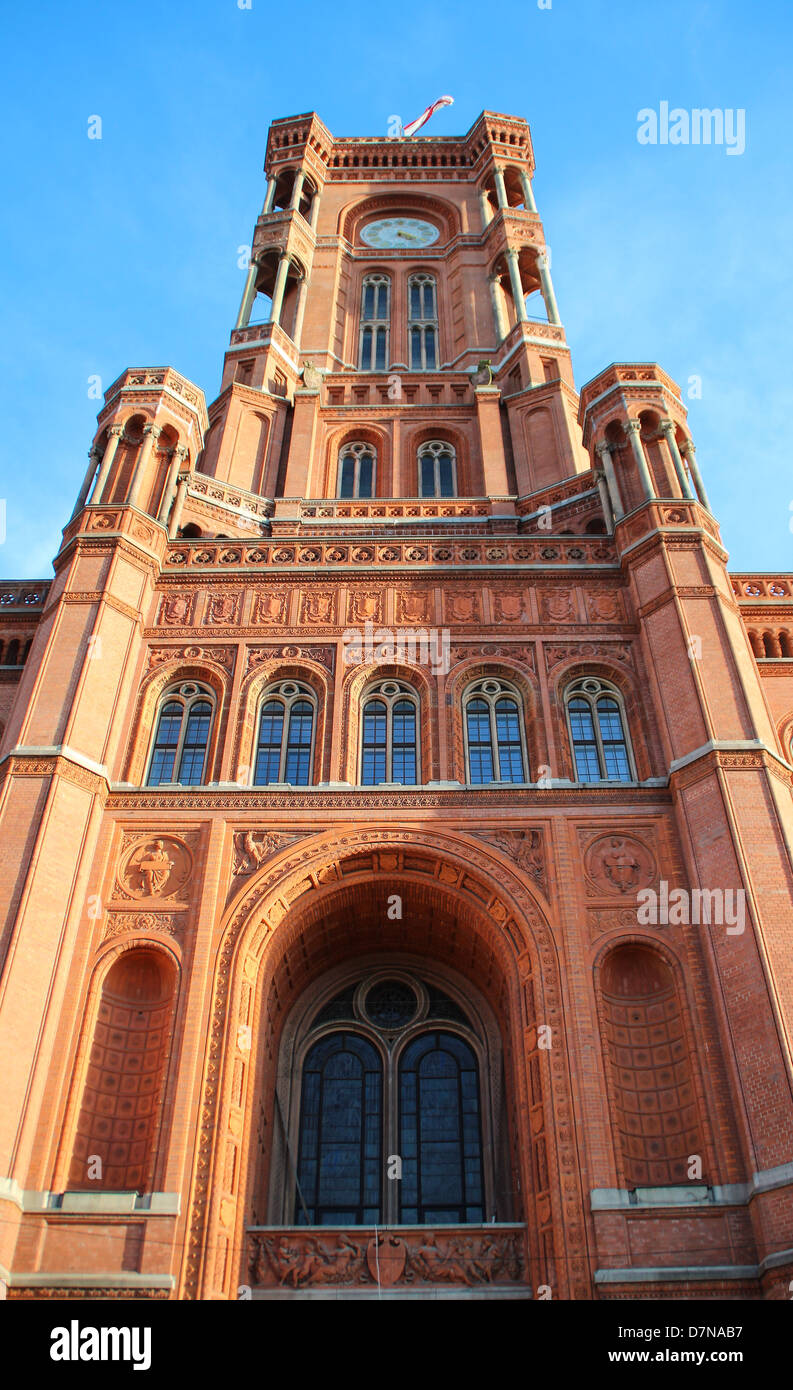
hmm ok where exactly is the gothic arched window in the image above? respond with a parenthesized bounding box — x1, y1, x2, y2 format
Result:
(399, 1031, 485, 1223)
(408, 273, 438, 370)
(418, 439, 456, 498)
(146, 682, 213, 786)
(338, 441, 376, 499)
(359, 274, 390, 371)
(565, 677, 633, 782)
(254, 680, 315, 785)
(463, 678, 528, 784)
(295, 1032, 383, 1225)
(360, 680, 419, 785)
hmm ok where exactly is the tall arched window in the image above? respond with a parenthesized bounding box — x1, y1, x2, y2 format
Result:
(418, 439, 456, 498)
(254, 680, 315, 785)
(338, 441, 376, 499)
(146, 682, 213, 786)
(565, 677, 633, 782)
(408, 273, 438, 370)
(360, 680, 419, 784)
(287, 972, 490, 1226)
(359, 274, 390, 370)
(463, 678, 528, 784)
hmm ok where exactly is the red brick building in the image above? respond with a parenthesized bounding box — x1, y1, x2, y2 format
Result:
(1, 109, 792, 1301)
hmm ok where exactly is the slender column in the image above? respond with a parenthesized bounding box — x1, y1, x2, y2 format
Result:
(292, 274, 309, 347)
(505, 248, 528, 323)
(308, 190, 321, 231)
(536, 250, 561, 326)
(262, 176, 277, 214)
(479, 189, 493, 230)
(624, 419, 655, 501)
(594, 468, 615, 533)
(767, 632, 784, 659)
(488, 273, 509, 343)
(71, 445, 103, 519)
(680, 437, 712, 512)
(127, 423, 162, 510)
(90, 424, 125, 503)
(493, 166, 508, 209)
(519, 169, 537, 213)
(157, 445, 188, 524)
(235, 258, 259, 330)
(268, 254, 291, 326)
(660, 418, 695, 500)
(168, 474, 190, 538)
(289, 169, 306, 211)
(596, 442, 624, 519)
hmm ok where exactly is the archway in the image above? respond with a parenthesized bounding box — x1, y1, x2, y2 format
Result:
(179, 829, 592, 1301)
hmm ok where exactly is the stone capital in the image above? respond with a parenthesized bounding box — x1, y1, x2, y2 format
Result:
(143, 423, 163, 438)
(108, 424, 125, 438)
(624, 419, 643, 437)
(595, 441, 612, 459)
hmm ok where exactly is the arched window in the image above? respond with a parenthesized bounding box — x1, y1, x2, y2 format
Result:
(338, 441, 376, 499)
(418, 439, 456, 498)
(359, 274, 390, 371)
(254, 680, 315, 785)
(565, 677, 633, 782)
(408, 273, 438, 370)
(360, 680, 419, 785)
(288, 973, 489, 1226)
(146, 682, 213, 786)
(463, 679, 528, 784)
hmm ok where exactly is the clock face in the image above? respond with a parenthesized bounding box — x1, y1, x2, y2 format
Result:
(360, 217, 440, 249)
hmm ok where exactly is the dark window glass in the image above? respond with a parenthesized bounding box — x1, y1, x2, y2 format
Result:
(362, 283, 375, 320)
(360, 328, 372, 370)
(176, 700, 211, 785)
(255, 700, 285, 784)
(410, 282, 421, 319)
(466, 698, 494, 784)
(284, 699, 314, 785)
(411, 327, 422, 370)
(147, 700, 183, 785)
(358, 453, 374, 497)
(391, 698, 417, 784)
(420, 454, 435, 497)
(422, 281, 435, 318)
(438, 454, 454, 496)
(399, 1031, 484, 1224)
(362, 699, 387, 785)
(494, 698, 525, 782)
(569, 696, 601, 781)
(375, 283, 388, 319)
(374, 327, 387, 372)
(597, 697, 631, 780)
(424, 326, 436, 369)
(339, 455, 356, 498)
(296, 1032, 382, 1225)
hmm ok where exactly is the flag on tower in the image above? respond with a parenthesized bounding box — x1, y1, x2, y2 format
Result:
(403, 95, 454, 138)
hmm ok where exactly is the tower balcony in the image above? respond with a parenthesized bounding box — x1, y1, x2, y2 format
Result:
(247, 1223, 531, 1299)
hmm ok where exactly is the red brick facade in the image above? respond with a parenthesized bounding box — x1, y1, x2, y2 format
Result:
(1, 110, 792, 1301)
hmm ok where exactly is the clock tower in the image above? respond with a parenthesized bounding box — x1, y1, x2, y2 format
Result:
(1, 109, 793, 1304)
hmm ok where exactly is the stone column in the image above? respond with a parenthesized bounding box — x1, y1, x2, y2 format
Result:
(235, 257, 259, 330)
(262, 176, 277, 213)
(168, 473, 190, 538)
(488, 273, 509, 343)
(596, 442, 624, 519)
(624, 419, 655, 501)
(289, 169, 306, 211)
(493, 166, 508, 210)
(308, 189, 321, 231)
(519, 169, 538, 213)
(479, 189, 493, 230)
(157, 445, 188, 524)
(70, 445, 103, 519)
(680, 437, 712, 512)
(268, 254, 291, 326)
(505, 248, 528, 323)
(127, 423, 162, 510)
(90, 424, 125, 503)
(595, 469, 615, 533)
(766, 632, 783, 659)
(660, 418, 695, 500)
(292, 274, 309, 348)
(536, 250, 561, 326)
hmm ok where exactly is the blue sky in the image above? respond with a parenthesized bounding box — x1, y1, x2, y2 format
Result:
(1, 0, 791, 578)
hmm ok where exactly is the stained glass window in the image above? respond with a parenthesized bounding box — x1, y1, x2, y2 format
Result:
(399, 1032, 485, 1224)
(295, 1033, 382, 1225)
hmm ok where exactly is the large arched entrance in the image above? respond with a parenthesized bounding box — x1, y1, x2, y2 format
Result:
(180, 830, 591, 1300)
